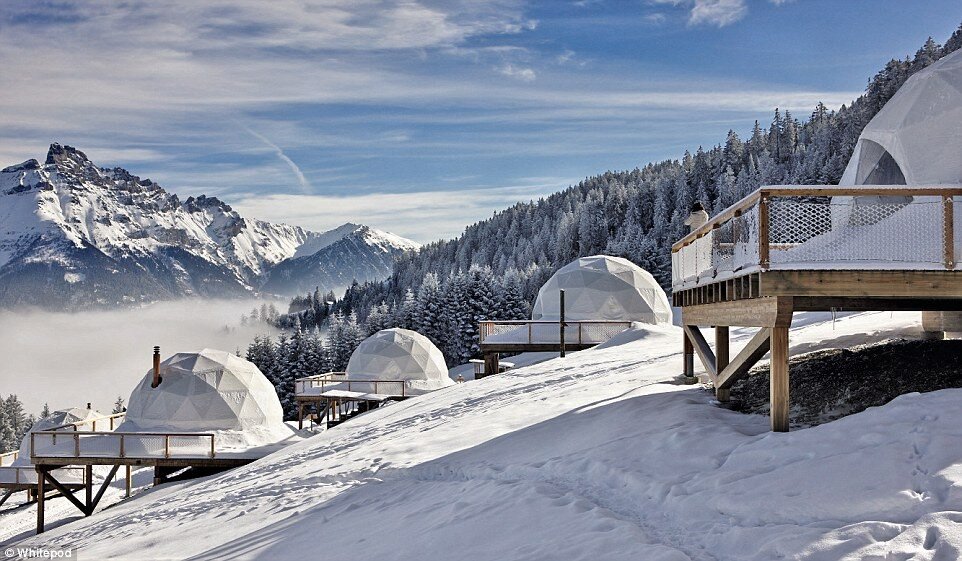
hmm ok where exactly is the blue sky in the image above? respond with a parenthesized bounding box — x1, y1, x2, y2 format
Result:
(2, 0, 960, 241)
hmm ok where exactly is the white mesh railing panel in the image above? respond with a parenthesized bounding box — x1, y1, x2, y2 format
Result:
(77, 434, 121, 457)
(167, 436, 213, 458)
(31, 432, 78, 457)
(732, 203, 760, 272)
(122, 434, 167, 458)
(769, 198, 944, 267)
(580, 322, 631, 343)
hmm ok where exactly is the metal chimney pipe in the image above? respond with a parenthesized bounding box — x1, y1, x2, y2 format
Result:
(151, 346, 162, 388)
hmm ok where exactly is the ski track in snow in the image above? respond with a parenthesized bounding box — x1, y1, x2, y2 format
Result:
(6, 312, 962, 560)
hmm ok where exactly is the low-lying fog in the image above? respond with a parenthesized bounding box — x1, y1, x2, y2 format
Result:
(0, 300, 280, 416)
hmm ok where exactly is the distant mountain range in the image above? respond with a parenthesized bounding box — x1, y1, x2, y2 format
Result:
(0, 144, 418, 309)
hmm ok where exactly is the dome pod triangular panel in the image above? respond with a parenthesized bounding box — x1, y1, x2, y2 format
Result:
(346, 329, 453, 395)
(532, 255, 672, 324)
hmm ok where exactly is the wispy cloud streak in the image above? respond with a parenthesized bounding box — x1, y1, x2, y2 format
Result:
(241, 125, 312, 194)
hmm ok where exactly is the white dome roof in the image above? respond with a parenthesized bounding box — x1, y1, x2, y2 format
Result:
(120, 349, 285, 433)
(532, 255, 672, 324)
(14, 407, 107, 465)
(841, 49, 962, 186)
(347, 329, 453, 394)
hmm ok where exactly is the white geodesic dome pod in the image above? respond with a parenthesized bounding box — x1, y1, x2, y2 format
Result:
(12, 407, 107, 466)
(841, 48, 962, 186)
(119, 349, 285, 434)
(346, 328, 453, 394)
(532, 255, 672, 324)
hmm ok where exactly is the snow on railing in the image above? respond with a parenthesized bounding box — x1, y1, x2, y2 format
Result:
(30, 431, 216, 460)
(294, 372, 407, 398)
(671, 185, 962, 290)
(478, 320, 632, 346)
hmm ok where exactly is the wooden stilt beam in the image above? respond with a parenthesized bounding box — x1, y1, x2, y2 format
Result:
(715, 326, 730, 401)
(88, 465, 120, 515)
(770, 326, 790, 432)
(682, 325, 717, 382)
(298, 402, 305, 430)
(41, 470, 87, 515)
(716, 328, 772, 391)
(85, 465, 93, 509)
(126, 465, 132, 498)
(37, 467, 45, 534)
(0, 489, 13, 508)
(683, 331, 694, 381)
(483, 353, 500, 379)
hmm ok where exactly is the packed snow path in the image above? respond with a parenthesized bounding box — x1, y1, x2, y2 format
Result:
(10, 313, 962, 560)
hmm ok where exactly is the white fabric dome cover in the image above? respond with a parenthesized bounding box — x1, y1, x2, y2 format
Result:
(13, 407, 107, 465)
(532, 255, 672, 324)
(346, 329, 453, 394)
(841, 48, 962, 186)
(120, 349, 285, 433)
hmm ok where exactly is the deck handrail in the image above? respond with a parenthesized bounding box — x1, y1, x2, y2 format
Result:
(478, 319, 632, 345)
(46, 411, 127, 433)
(671, 185, 962, 290)
(672, 185, 962, 252)
(0, 450, 18, 466)
(0, 465, 86, 486)
(294, 372, 408, 398)
(30, 430, 216, 460)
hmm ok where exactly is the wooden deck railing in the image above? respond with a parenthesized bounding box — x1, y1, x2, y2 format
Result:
(478, 320, 632, 345)
(31, 431, 216, 460)
(671, 185, 962, 290)
(47, 412, 127, 433)
(294, 373, 408, 398)
(0, 450, 18, 466)
(0, 465, 85, 486)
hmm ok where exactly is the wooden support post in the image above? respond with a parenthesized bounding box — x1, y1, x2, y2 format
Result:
(125, 465, 132, 498)
(153, 466, 165, 486)
(759, 196, 770, 270)
(715, 326, 730, 402)
(682, 330, 694, 382)
(944, 195, 955, 270)
(559, 289, 566, 358)
(36, 467, 45, 534)
(0, 489, 13, 508)
(85, 465, 93, 511)
(483, 353, 500, 379)
(297, 402, 305, 430)
(770, 326, 790, 432)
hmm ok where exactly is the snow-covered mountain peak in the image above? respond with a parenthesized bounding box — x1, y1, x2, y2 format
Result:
(0, 145, 419, 308)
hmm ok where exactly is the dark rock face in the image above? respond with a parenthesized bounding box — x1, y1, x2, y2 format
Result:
(726, 339, 962, 428)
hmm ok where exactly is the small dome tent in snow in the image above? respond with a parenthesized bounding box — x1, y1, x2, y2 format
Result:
(532, 255, 672, 324)
(347, 328, 454, 395)
(119, 349, 286, 436)
(840, 48, 962, 186)
(12, 407, 108, 465)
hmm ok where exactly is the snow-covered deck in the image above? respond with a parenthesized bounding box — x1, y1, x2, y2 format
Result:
(671, 185, 962, 292)
(294, 372, 408, 399)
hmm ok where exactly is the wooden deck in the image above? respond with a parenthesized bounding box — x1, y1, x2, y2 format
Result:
(294, 372, 410, 428)
(672, 185, 962, 431)
(28, 428, 255, 533)
(478, 320, 632, 377)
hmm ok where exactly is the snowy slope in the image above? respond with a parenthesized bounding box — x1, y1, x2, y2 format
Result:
(10, 312, 962, 560)
(0, 145, 418, 308)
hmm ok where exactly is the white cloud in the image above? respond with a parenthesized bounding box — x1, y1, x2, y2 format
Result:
(230, 180, 575, 242)
(497, 63, 537, 81)
(688, 0, 748, 27)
